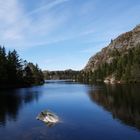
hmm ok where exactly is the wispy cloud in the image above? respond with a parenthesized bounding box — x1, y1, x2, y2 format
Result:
(28, 0, 69, 16)
(0, 0, 140, 54)
(0, 0, 70, 49)
(0, 0, 27, 42)
(0, 0, 121, 50)
(81, 41, 108, 54)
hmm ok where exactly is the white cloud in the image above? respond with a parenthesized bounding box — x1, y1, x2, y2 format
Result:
(0, 0, 70, 49)
(0, 0, 116, 50)
(28, 0, 69, 16)
(0, 0, 30, 45)
(0, 0, 139, 52)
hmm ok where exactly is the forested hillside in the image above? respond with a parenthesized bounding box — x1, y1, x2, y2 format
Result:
(82, 25, 140, 83)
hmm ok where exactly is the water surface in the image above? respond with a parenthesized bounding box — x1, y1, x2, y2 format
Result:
(0, 81, 140, 140)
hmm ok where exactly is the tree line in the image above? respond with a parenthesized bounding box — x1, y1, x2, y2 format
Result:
(0, 46, 44, 88)
(77, 43, 140, 83)
(44, 69, 79, 80)
(44, 43, 140, 84)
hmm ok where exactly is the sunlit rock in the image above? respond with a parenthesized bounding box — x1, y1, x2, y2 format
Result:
(36, 110, 59, 127)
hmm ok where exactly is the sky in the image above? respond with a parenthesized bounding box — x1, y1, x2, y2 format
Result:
(0, 0, 140, 70)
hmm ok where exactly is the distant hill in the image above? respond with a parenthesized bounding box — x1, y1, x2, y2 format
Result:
(83, 25, 140, 83)
(43, 69, 79, 80)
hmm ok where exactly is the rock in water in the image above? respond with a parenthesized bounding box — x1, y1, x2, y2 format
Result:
(36, 110, 59, 126)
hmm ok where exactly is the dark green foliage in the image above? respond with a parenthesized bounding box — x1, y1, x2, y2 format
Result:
(44, 70, 79, 81)
(77, 43, 140, 83)
(24, 63, 44, 85)
(7, 50, 23, 84)
(42, 44, 140, 84)
(0, 47, 8, 84)
(0, 46, 44, 88)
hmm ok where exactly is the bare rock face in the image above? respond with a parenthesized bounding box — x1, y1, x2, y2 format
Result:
(84, 25, 140, 72)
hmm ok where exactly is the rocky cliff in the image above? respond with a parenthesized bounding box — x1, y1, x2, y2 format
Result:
(83, 24, 140, 83)
(84, 25, 140, 72)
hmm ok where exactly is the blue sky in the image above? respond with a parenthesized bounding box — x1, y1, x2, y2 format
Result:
(0, 0, 140, 70)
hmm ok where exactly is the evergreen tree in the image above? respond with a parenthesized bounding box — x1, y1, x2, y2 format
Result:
(0, 46, 44, 88)
(0, 47, 8, 84)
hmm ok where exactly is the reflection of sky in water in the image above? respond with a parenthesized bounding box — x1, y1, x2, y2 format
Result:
(0, 82, 140, 140)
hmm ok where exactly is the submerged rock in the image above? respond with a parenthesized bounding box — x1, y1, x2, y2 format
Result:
(36, 110, 59, 127)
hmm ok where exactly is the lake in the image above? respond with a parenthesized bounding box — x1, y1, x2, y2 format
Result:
(0, 80, 140, 140)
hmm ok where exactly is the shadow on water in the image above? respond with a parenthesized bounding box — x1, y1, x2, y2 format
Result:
(0, 87, 42, 126)
(88, 84, 140, 130)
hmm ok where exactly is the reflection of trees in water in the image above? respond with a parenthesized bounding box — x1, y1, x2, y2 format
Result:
(0, 88, 41, 126)
(88, 84, 140, 130)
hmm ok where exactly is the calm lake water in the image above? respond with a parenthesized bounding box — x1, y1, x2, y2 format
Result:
(0, 80, 140, 140)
